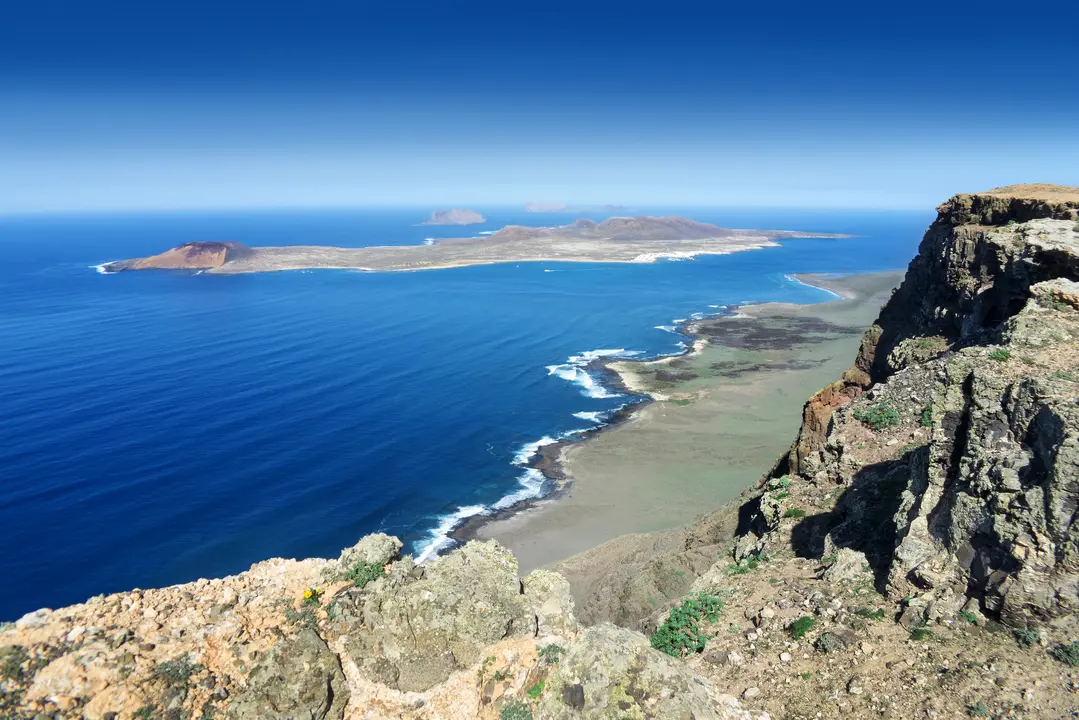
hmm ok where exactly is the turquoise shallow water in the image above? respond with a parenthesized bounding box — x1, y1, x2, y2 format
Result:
(0, 207, 927, 619)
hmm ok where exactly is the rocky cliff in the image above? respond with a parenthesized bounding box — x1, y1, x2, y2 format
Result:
(7, 185, 1079, 719)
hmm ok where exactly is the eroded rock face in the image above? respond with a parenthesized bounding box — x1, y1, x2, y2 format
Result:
(329, 540, 536, 692)
(227, 629, 349, 720)
(776, 185, 1079, 626)
(537, 624, 765, 719)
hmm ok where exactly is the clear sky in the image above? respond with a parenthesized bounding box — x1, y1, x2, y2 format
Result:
(2, 0, 1077, 212)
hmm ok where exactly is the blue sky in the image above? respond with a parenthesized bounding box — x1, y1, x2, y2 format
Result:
(2, 0, 1077, 212)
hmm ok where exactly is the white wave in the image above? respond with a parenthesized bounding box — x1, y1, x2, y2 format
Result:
(547, 348, 641, 399)
(491, 468, 546, 510)
(572, 411, 604, 423)
(654, 325, 676, 333)
(91, 262, 119, 275)
(414, 504, 489, 564)
(784, 273, 843, 299)
(423, 238, 436, 246)
(478, 231, 496, 236)
(512, 435, 559, 466)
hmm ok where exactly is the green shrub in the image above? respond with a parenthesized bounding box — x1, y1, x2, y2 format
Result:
(853, 403, 899, 431)
(538, 644, 565, 664)
(968, 699, 989, 717)
(284, 606, 318, 630)
(725, 555, 764, 576)
(775, 476, 791, 489)
(783, 507, 806, 519)
(650, 593, 725, 657)
(789, 616, 815, 639)
(153, 655, 200, 687)
(134, 706, 156, 720)
(959, 610, 978, 624)
(988, 348, 1011, 361)
(343, 560, 384, 589)
(910, 627, 933, 641)
(773, 491, 791, 500)
(0, 646, 28, 682)
(815, 632, 844, 653)
(1050, 641, 1079, 666)
(853, 606, 886, 620)
(920, 403, 933, 427)
(526, 680, 545, 699)
(500, 700, 533, 720)
(1014, 627, 1040, 648)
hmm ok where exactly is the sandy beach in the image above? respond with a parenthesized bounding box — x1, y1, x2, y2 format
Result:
(472, 270, 904, 571)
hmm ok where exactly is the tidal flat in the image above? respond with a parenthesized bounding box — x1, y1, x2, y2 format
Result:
(475, 270, 905, 570)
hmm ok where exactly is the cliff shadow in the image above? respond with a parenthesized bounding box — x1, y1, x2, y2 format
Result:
(790, 449, 922, 593)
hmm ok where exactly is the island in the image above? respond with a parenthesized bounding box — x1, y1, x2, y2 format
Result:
(524, 202, 568, 212)
(99, 215, 849, 274)
(418, 208, 486, 225)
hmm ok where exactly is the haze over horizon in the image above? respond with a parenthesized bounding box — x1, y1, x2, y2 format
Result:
(3, 0, 1077, 213)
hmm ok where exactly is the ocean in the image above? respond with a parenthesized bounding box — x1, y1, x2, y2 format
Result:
(0, 207, 928, 619)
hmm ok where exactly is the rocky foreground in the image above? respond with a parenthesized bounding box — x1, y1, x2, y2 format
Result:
(6, 185, 1079, 719)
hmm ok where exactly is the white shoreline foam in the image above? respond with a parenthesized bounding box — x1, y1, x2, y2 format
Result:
(784, 273, 844, 300)
(92, 262, 119, 275)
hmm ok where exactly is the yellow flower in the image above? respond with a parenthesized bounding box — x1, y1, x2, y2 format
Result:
(304, 589, 313, 599)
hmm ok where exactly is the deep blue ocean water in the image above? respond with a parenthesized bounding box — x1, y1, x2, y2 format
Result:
(0, 207, 929, 619)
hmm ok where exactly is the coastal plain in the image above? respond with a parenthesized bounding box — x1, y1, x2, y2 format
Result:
(477, 271, 905, 571)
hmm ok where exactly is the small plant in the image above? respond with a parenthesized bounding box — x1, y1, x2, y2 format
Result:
(500, 700, 533, 720)
(853, 606, 886, 620)
(959, 610, 978, 625)
(915, 338, 934, 349)
(284, 605, 318, 630)
(727, 624, 742, 633)
(538, 644, 565, 665)
(1014, 627, 1040, 648)
(987, 348, 1010, 361)
(526, 679, 546, 699)
(853, 403, 899, 431)
(153, 655, 201, 688)
(342, 560, 384, 589)
(302, 587, 323, 607)
(910, 627, 933, 642)
(492, 668, 512, 681)
(968, 700, 989, 717)
(783, 507, 806, 519)
(773, 491, 791, 500)
(799, 672, 812, 680)
(1006, 219, 1018, 226)
(1050, 641, 1079, 666)
(477, 655, 496, 685)
(821, 551, 838, 565)
(789, 616, 815, 639)
(650, 593, 725, 657)
(775, 476, 791, 489)
(920, 403, 933, 427)
(134, 706, 156, 720)
(725, 557, 759, 576)
(0, 646, 28, 682)
(815, 631, 844, 653)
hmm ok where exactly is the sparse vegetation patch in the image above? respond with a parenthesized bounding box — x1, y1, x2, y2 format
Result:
(650, 593, 725, 657)
(853, 403, 899, 431)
